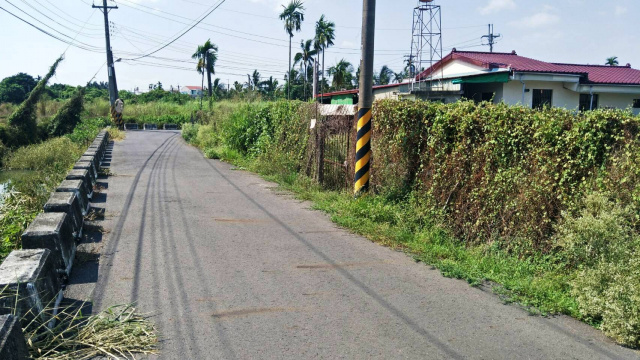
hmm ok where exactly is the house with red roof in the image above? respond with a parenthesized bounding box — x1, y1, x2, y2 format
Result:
(180, 85, 204, 98)
(320, 49, 640, 114)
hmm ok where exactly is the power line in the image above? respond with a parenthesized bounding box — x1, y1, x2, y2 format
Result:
(0, 5, 104, 53)
(119, 0, 229, 60)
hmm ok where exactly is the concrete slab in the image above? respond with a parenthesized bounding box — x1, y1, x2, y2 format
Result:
(43, 192, 84, 239)
(21, 213, 76, 276)
(0, 315, 29, 360)
(57, 179, 89, 214)
(0, 249, 61, 323)
(66, 169, 93, 199)
(73, 161, 97, 184)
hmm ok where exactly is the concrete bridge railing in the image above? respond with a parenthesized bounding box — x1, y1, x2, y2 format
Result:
(0, 131, 110, 359)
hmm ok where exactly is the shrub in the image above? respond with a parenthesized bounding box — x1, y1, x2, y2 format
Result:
(3, 137, 81, 171)
(65, 117, 110, 146)
(555, 193, 634, 267)
(181, 123, 199, 143)
(573, 256, 640, 347)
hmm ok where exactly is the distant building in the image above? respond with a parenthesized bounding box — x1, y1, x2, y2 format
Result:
(181, 86, 204, 98)
(320, 49, 640, 115)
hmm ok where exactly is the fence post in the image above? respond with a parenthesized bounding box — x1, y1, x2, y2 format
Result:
(316, 118, 325, 185)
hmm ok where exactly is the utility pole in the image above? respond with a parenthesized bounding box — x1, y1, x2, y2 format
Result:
(481, 24, 500, 53)
(312, 58, 318, 99)
(93, 0, 119, 105)
(354, 0, 375, 195)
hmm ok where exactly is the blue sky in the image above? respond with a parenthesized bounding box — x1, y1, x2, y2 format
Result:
(1, 0, 638, 91)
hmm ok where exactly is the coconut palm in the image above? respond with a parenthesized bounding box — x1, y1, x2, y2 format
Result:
(328, 59, 354, 90)
(606, 56, 619, 66)
(377, 65, 393, 85)
(191, 39, 218, 98)
(315, 15, 335, 99)
(294, 39, 318, 100)
(393, 72, 405, 84)
(279, 0, 305, 100)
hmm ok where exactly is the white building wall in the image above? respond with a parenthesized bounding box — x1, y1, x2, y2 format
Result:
(434, 60, 485, 79)
(500, 80, 580, 109)
(373, 87, 399, 100)
(599, 93, 639, 114)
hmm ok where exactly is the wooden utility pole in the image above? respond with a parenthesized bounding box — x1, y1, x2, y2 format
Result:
(354, 0, 375, 194)
(93, 0, 119, 105)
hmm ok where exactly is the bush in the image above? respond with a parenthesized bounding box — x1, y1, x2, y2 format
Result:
(3, 137, 81, 171)
(555, 193, 634, 267)
(573, 256, 640, 347)
(65, 117, 110, 146)
(181, 123, 199, 143)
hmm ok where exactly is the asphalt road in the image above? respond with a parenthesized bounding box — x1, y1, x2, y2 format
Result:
(65, 130, 640, 359)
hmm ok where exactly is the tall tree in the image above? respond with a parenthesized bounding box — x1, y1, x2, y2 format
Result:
(393, 72, 405, 84)
(377, 65, 393, 85)
(192, 39, 218, 97)
(315, 15, 335, 100)
(327, 59, 354, 90)
(294, 39, 317, 100)
(279, 0, 305, 100)
(252, 70, 262, 91)
(0, 73, 38, 104)
(606, 56, 619, 66)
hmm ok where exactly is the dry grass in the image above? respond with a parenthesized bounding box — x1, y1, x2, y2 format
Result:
(24, 303, 159, 360)
(107, 127, 126, 141)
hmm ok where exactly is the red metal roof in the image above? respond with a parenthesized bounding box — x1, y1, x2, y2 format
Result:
(319, 83, 399, 98)
(417, 50, 640, 85)
(184, 86, 203, 90)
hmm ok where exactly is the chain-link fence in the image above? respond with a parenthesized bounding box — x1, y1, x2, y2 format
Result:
(305, 104, 357, 191)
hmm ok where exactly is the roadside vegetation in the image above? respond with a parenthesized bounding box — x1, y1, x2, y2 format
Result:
(181, 99, 640, 348)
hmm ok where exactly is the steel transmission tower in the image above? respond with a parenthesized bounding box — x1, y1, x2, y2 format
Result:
(410, 0, 443, 91)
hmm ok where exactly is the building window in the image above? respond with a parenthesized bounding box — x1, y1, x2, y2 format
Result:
(481, 92, 494, 102)
(579, 94, 599, 111)
(633, 99, 640, 108)
(532, 89, 552, 109)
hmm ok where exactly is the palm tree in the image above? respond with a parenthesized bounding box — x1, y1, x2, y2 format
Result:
(260, 76, 279, 99)
(279, 0, 305, 100)
(606, 56, 619, 66)
(294, 39, 317, 100)
(377, 65, 393, 85)
(192, 39, 218, 98)
(328, 59, 354, 90)
(212, 78, 226, 99)
(251, 70, 261, 91)
(393, 72, 405, 84)
(315, 15, 335, 100)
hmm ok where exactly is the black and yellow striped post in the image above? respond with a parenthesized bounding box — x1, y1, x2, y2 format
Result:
(354, 108, 372, 193)
(354, 0, 376, 195)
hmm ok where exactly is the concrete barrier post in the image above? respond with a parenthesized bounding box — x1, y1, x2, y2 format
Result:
(79, 155, 99, 175)
(73, 161, 97, 185)
(21, 213, 76, 276)
(43, 192, 84, 239)
(0, 315, 30, 360)
(0, 249, 62, 323)
(66, 169, 93, 199)
(57, 180, 90, 214)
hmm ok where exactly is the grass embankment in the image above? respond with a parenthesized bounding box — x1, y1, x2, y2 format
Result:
(0, 117, 111, 261)
(182, 99, 640, 348)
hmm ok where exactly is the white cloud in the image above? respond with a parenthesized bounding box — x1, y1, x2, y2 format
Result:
(509, 11, 560, 29)
(478, 0, 516, 15)
(615, 5, 627, 16)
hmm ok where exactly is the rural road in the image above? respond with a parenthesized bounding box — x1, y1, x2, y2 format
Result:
(65, 131, 639, 359)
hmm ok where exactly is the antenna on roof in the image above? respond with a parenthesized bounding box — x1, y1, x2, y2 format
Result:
(481, 24, 501, 53)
